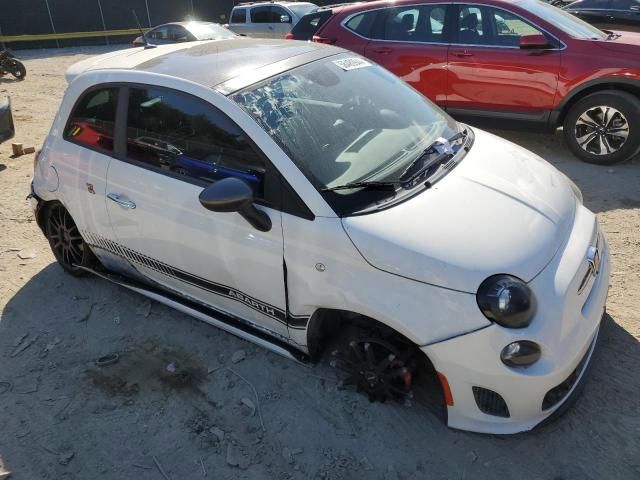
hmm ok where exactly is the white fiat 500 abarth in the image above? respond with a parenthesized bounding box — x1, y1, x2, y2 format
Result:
(29, 39, 609, 434)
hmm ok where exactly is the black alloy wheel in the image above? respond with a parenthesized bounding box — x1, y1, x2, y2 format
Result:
(331, 336, 415, 403)
(44, 203, 94, 276)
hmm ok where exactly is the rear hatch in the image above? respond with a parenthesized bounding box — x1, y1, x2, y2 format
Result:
(287, 7, 341, 40)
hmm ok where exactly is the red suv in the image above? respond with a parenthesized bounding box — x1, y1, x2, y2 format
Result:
(304, 0, 640, 165)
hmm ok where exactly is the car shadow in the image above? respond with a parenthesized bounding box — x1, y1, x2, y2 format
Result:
(0, 263, 638, 479)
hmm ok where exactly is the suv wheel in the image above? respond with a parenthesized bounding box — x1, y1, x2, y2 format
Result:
(564, 90, 640, 165)
(44, 203, 96, 276)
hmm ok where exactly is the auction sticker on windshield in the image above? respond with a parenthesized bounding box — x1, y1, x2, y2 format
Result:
(332, 57, 372, 71)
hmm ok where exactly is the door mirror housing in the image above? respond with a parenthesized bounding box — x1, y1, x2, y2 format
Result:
(0, 97, 15, 144)
(280, 14, 291, 23)
(199, 177, 272, 232)
(520, 34, 551, 50)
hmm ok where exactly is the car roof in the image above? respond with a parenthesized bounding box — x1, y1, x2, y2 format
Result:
(154, 21, 218, 28)
(65, 38, 343, 94)
(233, 1, 315, 6)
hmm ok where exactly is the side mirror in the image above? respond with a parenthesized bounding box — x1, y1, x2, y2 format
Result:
(280, 14, 291, 23)
(0, 97, 15, 144)
(520, 34, 551, 50)
(199, 177, 271, 232)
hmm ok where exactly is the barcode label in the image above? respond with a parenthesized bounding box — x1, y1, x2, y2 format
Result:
(332, 57, 372, 71)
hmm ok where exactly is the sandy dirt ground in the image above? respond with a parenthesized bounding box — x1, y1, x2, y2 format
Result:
(0, 46, 638, 480)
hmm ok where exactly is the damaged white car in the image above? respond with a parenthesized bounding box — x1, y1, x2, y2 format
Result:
(28, 39, 609, 434)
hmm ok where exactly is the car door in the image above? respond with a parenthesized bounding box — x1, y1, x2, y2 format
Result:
(54, 86, 118, 243)
(104, 85, 289, 338)
(364, 4, 451, 106)
(271, 6, 293, 38)
(249, 6, 276, 38)
(446, 4, 560, 121)
(229, 7, 250, 36)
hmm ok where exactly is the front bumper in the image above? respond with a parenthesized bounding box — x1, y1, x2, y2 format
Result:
(424, 206, 610, 434)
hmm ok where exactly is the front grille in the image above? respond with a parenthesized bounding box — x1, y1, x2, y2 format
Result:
(472, 387, 510, 418)
(542, 342, 592, 411)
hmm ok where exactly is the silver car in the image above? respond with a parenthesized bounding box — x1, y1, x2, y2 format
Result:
(227, 1, 318, 38)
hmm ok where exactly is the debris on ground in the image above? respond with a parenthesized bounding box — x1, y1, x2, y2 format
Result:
(16, 249, 36, 260)
(40, 337, 61, 358)
(136, 300, 152, 318)
(209, 426, 225, 443)
(226, 444, 249, 470)
(166, 362, 177, 373)
(231, 350, 246, 364)
(95, 353, 119, 367)
(57, 451, 75, 466)
(10, 334, 39, 358)
(240, 397, 256, 417)
(153, 456, 172, 480)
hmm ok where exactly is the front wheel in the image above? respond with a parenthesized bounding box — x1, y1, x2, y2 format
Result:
(329, 324, 417, 403)
(44, 203, 96, 276)
(563, 90, 640, 165)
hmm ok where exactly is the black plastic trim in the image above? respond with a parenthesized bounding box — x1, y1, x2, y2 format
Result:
(84, 267, 309, 363)
(446, 107, 553, 131)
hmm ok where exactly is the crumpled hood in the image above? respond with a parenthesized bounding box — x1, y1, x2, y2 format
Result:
(342, 129, 577, 293)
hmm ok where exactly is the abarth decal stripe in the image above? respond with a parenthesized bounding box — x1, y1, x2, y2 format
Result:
(82, 232, 309, 329)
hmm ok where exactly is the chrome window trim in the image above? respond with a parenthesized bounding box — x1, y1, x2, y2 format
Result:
(339, 2, 567, 51)
(567, 7, 634, 11)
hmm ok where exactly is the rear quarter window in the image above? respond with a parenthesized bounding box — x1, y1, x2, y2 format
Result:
(64, 87, 118, 153)
(291, 10, 332, 39)
(344, 11, 378, 38)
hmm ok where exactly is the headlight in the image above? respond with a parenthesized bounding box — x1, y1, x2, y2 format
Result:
(476, 275, 536, 328)
(564, 174, 583, 204)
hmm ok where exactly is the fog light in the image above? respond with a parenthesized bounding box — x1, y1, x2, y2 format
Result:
(500, 341, 541, 367)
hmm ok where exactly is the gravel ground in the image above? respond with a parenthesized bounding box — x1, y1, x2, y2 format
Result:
(0, 46, 638, 480)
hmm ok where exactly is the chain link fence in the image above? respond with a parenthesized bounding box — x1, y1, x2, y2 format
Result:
(0, 0, 242, 49)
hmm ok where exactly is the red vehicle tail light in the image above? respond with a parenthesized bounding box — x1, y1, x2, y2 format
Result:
(284, 32, 294, 40)
(312, 35, 335, 45)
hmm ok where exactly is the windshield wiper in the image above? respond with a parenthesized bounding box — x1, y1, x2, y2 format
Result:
(399, 129, 467, 186)
(603, 30, 621, 40)
(321, 180, 400, 192)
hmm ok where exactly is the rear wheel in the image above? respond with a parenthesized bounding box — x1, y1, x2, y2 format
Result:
(563, 91, 640, 165)
(8, 60, 26, 81)
(44, 203, 96, 276)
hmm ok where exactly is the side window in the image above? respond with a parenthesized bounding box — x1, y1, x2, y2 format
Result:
(457, 6, 485, 45)
(344, 11, 377, 38)
(64, 87, 118, 153)
(251, 6, 271, 23)
(125, 87, 266, 195)
(231, 8, 247, 23)
(149, 26, 169, 40)
(382, 5, 447, 42)
(271, 6, 291, 23)
(170, 26, 191, 42)
(491, 8, 543, 47)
